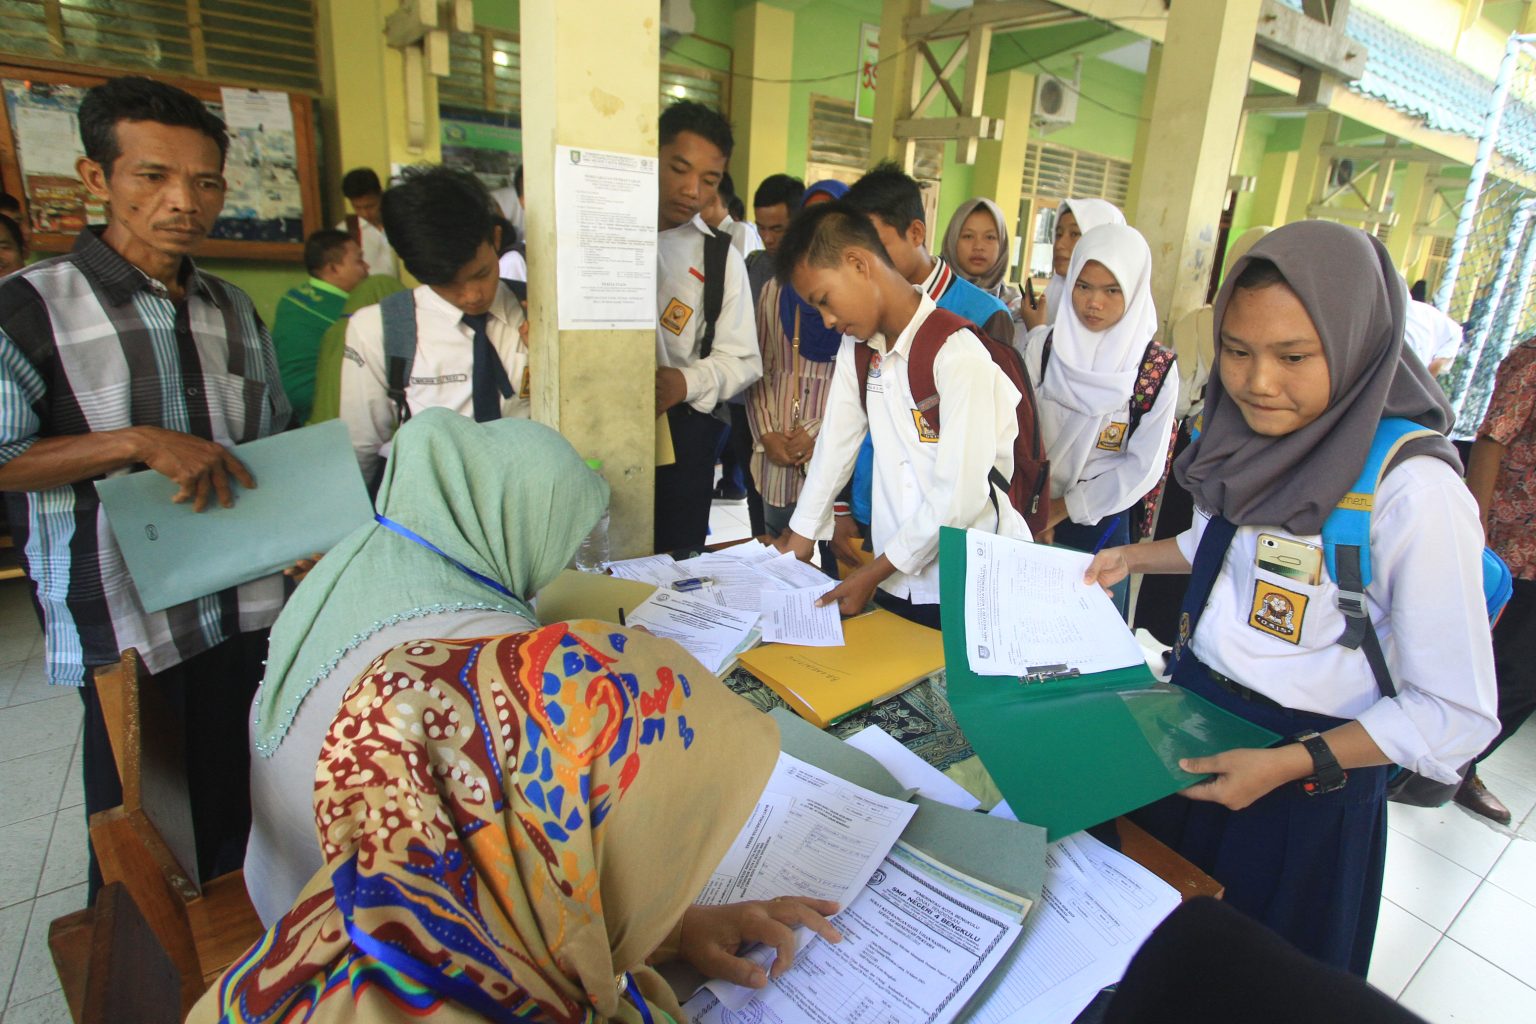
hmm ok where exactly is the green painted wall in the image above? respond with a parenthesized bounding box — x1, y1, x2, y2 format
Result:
(787, 0, 882, 181)
(1226, 116, 1279, 242)
(203, 260, 307, 326)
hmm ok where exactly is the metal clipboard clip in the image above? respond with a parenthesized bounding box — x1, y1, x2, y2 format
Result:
(1018, 664, 1082, 686)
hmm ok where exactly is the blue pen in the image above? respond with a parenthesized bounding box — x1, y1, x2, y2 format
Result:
(1090, 515, 1122, 554)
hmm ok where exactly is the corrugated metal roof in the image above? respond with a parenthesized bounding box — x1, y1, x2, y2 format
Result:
(1274, 0, 1536, 169)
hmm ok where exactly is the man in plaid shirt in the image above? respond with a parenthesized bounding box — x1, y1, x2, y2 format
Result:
(0, 77, 291, 897)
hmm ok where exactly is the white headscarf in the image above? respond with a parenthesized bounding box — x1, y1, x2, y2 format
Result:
(1039, 223, 1158, 492)
(1042, 198, 1127, 316)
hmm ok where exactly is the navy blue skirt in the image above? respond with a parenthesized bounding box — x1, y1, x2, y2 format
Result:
(1130, 656, 1389, 976)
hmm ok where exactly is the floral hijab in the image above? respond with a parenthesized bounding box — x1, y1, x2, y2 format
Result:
(197, 623, 779, 1024)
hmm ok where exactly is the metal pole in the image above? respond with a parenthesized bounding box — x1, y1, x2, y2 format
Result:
(1433, 32, 1536, 314)
(1454, 196, 1535, 432)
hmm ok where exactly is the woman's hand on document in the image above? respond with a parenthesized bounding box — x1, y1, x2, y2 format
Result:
(676, 898, 843, 987)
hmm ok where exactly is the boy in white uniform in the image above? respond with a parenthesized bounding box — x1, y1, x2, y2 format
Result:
(653, 101, 761, 552)
(774, 202, 1031, 628)
(340, 166, 528, 483)
(338, 167, 398, 279)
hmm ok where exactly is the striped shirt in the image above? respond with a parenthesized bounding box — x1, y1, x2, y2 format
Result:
(0, 228, 291, 685)
(746, 276, 835, 509)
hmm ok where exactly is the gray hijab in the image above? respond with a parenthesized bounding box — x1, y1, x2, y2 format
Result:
(1175, 221, 1458, 535)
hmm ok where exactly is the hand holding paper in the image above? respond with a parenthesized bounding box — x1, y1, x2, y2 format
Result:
(760, 586, 844, 647)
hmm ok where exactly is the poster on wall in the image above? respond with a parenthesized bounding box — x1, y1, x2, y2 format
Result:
(2, 79, 305, 243)
(441, 115, 522, 194)
(2, 81, 105, 234)
(553, 145, 657, 331)
(855, 23, 880, 123)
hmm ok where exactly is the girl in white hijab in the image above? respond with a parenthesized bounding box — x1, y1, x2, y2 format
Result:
(1031, 223, 1179, 611)
(1022, 197, 1127, 332)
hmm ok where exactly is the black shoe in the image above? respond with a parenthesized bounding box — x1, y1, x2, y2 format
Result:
(1454, 770, 1513, 825)
(712, 481, 747, 504)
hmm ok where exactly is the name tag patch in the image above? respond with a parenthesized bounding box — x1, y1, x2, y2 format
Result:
(1249, 580, 1307, 645)
(519, 366, 531, 400)
(660, 298, 694, 336)
(866, 350, 884, 394)
(911, 410, 939, 443)
(1096, 421, 1128, 452)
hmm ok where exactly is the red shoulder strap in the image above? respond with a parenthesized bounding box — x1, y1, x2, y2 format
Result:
(855, 344, 873, 412)
(907, 307, 971, 433)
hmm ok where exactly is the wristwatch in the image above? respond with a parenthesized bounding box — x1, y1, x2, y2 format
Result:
(1295, 731, 1347, 796)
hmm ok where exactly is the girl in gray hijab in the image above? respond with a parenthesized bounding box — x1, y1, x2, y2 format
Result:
(1084, 221, 1498, 975)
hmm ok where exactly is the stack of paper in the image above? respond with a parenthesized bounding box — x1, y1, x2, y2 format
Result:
(959, 831, 1181, 1024)
(622, 590, 759, 676)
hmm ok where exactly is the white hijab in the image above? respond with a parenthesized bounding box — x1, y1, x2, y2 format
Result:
(1039, 223, 1158, 491)
(1042, 198, 1127, 316)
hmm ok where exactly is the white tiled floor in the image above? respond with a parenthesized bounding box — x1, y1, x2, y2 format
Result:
(0, 558, 1532, 1021)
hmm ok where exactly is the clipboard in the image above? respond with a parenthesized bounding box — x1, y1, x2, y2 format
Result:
(938, 526, 1280, 840)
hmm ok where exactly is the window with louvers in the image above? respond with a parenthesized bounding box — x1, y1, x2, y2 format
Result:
(1018, 142, 1133, 279)
(661, 65, 727, 115)
(804, 94, 943, 185)
(0, 0, 320, 93)
(440, 28, 519, 114)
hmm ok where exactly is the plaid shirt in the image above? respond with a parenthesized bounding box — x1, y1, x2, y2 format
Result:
(0, 228, 291, 685)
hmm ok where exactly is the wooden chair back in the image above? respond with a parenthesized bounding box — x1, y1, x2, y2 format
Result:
(49, 882, 183, 1024)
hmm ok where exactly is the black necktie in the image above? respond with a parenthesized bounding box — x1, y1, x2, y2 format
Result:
(462, 312, 514, 422)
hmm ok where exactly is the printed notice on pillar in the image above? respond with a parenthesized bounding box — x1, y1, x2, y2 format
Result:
(554, 145, 659, 330)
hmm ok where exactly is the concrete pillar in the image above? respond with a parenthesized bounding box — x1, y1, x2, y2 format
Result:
(522, 0, 659, 556)
(972, 68, 1036, 252)
(1385, 161, 1431, 271)
(732, 3, 795, 199)
(1285, 110, 1341, 225)
(317, 0, 442, 215)
(1250, 149, 1299, 228)
(871, 0, 924, 171)
(1130, 0, 1265, 336)
(1123, 42, 1161, 222)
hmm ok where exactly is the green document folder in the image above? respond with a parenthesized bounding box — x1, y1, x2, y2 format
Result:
(96, 420, 374, 613)
(938, 526, 1281, 840)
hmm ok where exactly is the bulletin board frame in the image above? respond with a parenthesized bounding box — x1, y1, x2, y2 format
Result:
(0, 62, 322, 261)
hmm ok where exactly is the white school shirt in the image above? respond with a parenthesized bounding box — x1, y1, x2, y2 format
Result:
(656, 215, 762, 412)
(790, 291, 1032, 604)
(336, 217, 397, 278)
(1021, 323, 1180, 525)
(1403, 300, 1463, 368)
(1176, 456, 1498, 784)
(339, 281, 529, 479)
(491, 186, 525, 238)
(498, 249, 527, 283)
(716, 213, 764, 258)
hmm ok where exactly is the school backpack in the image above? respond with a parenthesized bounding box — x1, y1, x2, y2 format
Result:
(852, 306, 1051, 535)
(1039, 330, 1176, 444)
(697, 224, 732, 360)
(1321, 416, 1514, 807)
(377, 278, 528, 427)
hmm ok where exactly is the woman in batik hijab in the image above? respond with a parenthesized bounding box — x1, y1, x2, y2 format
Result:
(203, 619, 837, 1023)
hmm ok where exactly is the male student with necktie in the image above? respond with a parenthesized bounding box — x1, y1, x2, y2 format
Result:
(339, 165, 529, 483)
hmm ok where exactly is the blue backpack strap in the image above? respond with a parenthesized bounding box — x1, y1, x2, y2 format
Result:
(378, 289, 418, 425)
(1321, 418, 1437, 684)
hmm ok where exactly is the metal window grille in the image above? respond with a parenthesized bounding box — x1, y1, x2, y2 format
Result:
(805, 93, 943, 183)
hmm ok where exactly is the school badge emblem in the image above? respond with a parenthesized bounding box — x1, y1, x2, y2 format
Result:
(1249, 580, 1307, 645)
(867, 351, 883, 377)
(911, 409, 939, 443)
(1096, 421, 1128, 452)
(660, 298, 694, 336)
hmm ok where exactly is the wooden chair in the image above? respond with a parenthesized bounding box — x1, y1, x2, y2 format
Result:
(53, 648, 264, 1020)
(49, 882, 183, 1024)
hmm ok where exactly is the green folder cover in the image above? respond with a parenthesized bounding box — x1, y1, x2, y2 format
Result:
(96, 420, 374, 613)
(938, 526, 1281, 840)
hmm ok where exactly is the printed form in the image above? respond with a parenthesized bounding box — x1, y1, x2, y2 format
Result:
(621, 590, 759, 675)
(962, 832, 1180, 1024)
(760, 586, 844, 647)
(685, 843, 1023, 1024)
(963, 530, 1145, 678)
(696, 752, 917, 1011)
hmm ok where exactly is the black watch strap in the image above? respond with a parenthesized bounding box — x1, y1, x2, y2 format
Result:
(1296, 730, 1347, 796)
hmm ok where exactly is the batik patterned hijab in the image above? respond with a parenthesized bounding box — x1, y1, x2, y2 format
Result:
(196, 623, 778, 1024)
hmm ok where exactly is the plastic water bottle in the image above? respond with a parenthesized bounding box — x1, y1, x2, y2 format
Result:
(574, 457, 611, 572)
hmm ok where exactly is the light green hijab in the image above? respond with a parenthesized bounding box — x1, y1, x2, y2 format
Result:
(252, 407, 609, 755)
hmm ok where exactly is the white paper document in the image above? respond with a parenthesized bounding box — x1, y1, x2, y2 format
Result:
(759, 551, 839, 590)
(697, 752, 917, 1010)
(622, 590, 758, 674)
(686, 843, 1023, 1024)
(553, 145, 658, 330)
(760, 586, 844, 647)
(963, 530, 1146, 678)
(604, 554, 687, 586)
(963, 832, 1180, 1024)
(845, 726, 981, 810)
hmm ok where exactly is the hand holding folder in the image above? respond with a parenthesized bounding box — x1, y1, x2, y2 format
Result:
(940, 528, 1279, 839)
